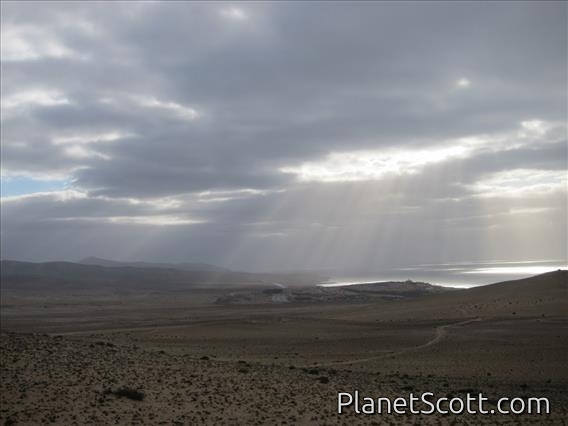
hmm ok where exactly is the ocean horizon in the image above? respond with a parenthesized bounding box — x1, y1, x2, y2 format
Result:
(319, 259, 568, 288)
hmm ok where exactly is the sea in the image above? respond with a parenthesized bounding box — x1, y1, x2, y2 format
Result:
(318, 259, 567, 289)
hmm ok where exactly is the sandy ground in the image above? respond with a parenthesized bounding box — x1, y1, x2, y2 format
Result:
(1, 271, 567, 424)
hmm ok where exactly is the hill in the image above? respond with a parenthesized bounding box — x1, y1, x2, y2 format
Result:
(78, 256, 229, 272)
(336, 269, 567, 321)
(0, 260, 324, 296)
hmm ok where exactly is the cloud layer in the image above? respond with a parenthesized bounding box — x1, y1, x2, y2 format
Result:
(1, 1, 566, 271)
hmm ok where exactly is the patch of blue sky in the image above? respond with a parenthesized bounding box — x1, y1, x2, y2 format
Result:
(1, 176, 69, 197)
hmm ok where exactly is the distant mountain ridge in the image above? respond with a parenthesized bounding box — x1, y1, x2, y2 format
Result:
(0, 260, 325, 294)
(79, 256, 229, 272)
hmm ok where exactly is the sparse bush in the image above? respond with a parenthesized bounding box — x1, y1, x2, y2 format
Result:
(106, 386, 145, 401)
(318, 376, 329, 384)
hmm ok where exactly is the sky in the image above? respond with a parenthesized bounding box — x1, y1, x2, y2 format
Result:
(1, 1, 566, 273)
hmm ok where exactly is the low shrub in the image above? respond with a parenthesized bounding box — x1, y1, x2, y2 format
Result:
(105, 386, 145, 401)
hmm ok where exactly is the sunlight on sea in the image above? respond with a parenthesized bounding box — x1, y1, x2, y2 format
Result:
(319, 260, 567, 289)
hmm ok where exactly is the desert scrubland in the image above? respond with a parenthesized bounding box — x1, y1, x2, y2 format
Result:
(1, 262, 566, 425)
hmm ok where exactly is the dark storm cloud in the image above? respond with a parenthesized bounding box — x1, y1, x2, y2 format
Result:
(1, 1, 566, 268)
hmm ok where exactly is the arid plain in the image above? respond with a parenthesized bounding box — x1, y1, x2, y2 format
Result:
(1, 262, 566, 425)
